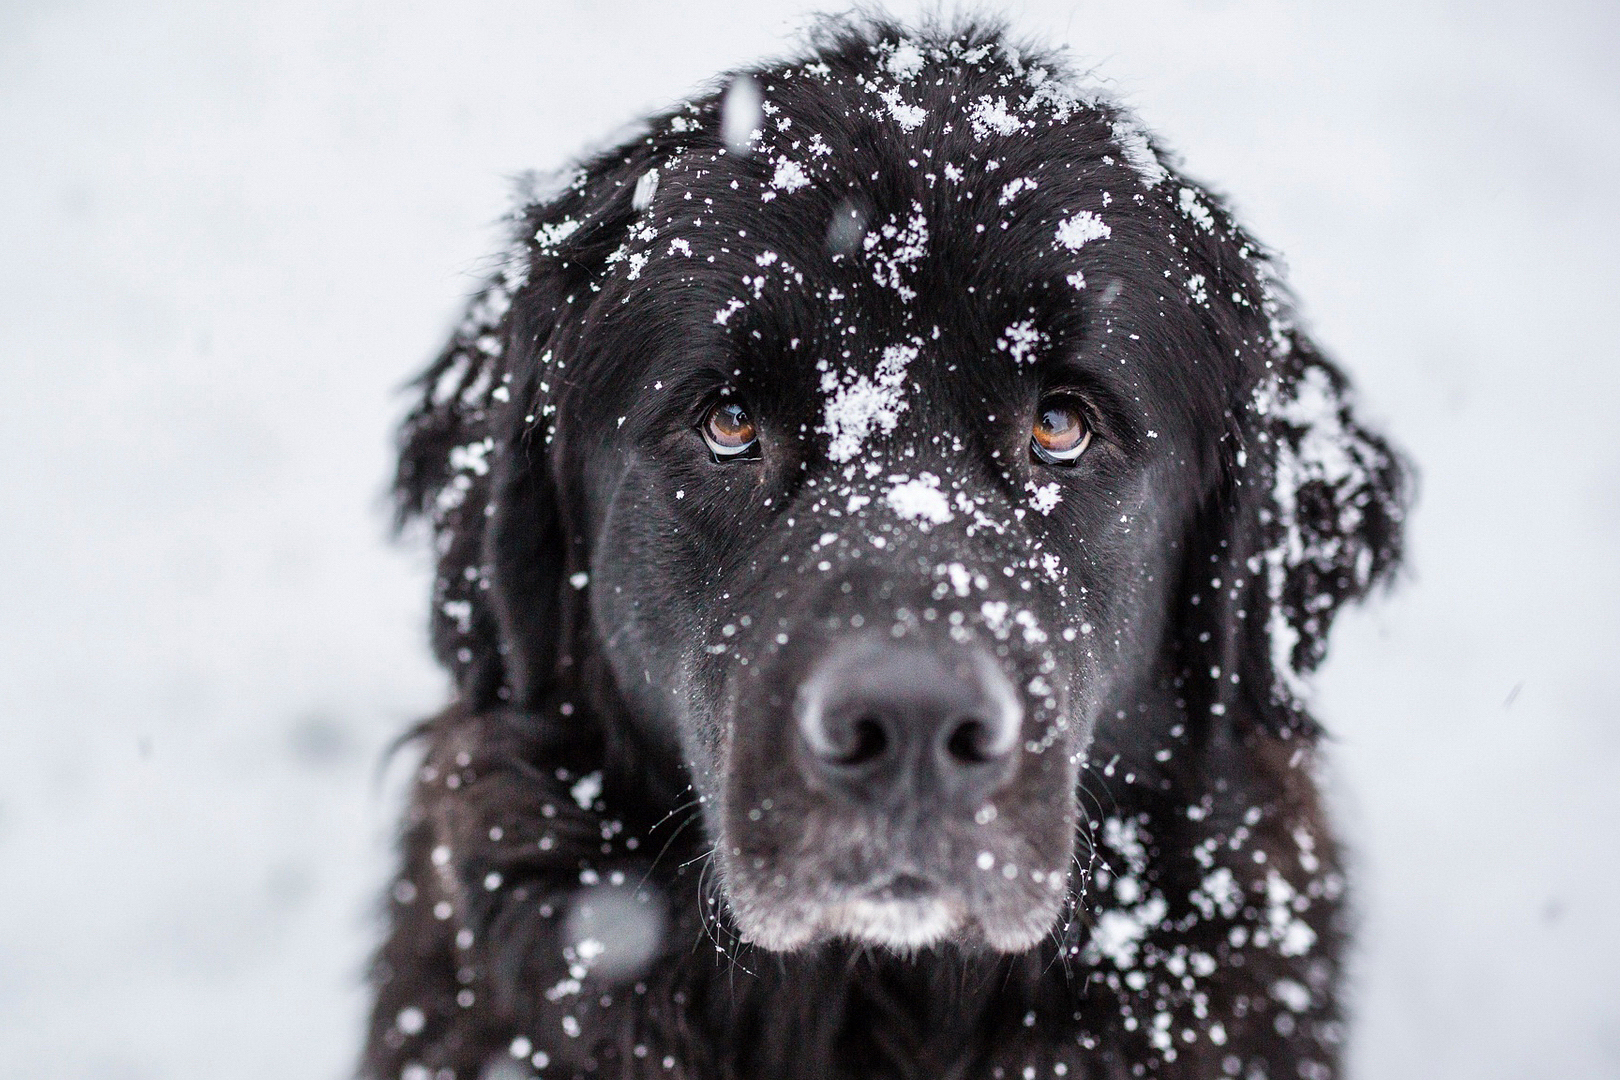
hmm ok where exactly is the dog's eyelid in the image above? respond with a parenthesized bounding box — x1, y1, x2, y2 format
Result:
(1038, 388, 1105, 429)
(1036, 375, 1141, 447)
(1040, 385, 1097, 408)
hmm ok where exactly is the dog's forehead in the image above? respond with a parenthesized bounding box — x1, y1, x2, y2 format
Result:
(543, 34, 1271, 498)
(597, 42, 1195, 408)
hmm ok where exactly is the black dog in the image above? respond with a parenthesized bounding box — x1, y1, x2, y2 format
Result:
(364, 17, 1405, 1080)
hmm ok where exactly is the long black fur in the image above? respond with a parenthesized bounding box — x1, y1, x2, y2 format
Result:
(364, 17, 1406, 1080)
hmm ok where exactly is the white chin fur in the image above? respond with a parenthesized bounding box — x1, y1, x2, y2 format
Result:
(819, 896, 965, 950)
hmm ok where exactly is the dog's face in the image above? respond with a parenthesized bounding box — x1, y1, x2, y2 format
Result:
(403, 31, 1404, 958)
(551, 66, 1240, 954)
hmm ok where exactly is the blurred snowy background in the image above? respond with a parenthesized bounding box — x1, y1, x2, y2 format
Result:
(2, 0, 1616, 1076)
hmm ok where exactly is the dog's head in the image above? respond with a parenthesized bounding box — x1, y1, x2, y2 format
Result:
(396, 21, 1405, 955)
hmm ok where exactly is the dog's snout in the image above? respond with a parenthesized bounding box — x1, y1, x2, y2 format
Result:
(796, 642, 1021, 809)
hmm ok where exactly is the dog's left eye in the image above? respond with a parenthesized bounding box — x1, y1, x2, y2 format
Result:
(701, 399, 760, 460)
(1031, 394, 1093, 465)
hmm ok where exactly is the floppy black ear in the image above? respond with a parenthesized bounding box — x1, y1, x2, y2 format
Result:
(394, 139, 667, 709)
(393, 263, 527, 706)
(1178, 329, 1409, 739)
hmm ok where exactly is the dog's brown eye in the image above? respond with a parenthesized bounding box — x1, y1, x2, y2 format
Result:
(702, 399, 759, 459)
(1031, 395, 1092, 464)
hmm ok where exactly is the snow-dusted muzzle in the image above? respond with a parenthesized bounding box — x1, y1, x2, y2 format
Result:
(694, 553, 1091, 953)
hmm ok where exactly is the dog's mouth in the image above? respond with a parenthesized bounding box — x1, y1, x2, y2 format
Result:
(712, 788, 1081, 953)
(810, 877, 968, 951)
(873, 871, 935, 901)
(723, 849, 1076, 953)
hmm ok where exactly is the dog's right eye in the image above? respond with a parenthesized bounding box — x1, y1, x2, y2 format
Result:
(701, 399, 760, 460)
(1031, 393, 1093, 465)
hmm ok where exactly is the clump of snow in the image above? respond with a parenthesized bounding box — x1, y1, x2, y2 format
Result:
(448, 438, 492, 477)
(1272, 978, 1312, 1013)
(883, 40, 926, 81)
(819, 341, 917, 462)
(941, 562, 976, 597)
(1103, 815, 1149, 875)
(968, 96, 1026, 139)
(979, 600, 1010, 633)
(1177, 187, 1216, 233)
(770, 157, 810, 192)
(998, 177, 1038, 205)
(1089, 895, 1169, 970)
(1013, 609, 1047, 645)
(996, 319, 1045, 365)
(441, 599, 473, 634)
(1029, 482, 1061, 514)
(862, 203, 929, 301)
(1054, 211, 1110, 250)
(1263, 871, 1317, 956)
(1190, 867, 1243, 920)
(884, 473, 953, 528)
(534, 218, 581, 251)
(878, 87, 927, 131)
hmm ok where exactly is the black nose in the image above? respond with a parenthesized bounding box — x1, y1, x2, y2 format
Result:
(795, 640, 1022, 809)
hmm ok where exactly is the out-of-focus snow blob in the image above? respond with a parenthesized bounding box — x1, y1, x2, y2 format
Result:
(825, 197, 870, 256)
(478, 1058, 532, 1080)
(561, 882, 665, 982)
(721, 75, 764, 157)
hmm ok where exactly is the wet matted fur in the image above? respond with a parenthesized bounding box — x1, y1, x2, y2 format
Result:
(363, 17, 1406, 1080)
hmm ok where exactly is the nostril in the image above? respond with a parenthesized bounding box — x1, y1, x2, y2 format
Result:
(944, 717, 998, 765)
(838, 715, 889, 766)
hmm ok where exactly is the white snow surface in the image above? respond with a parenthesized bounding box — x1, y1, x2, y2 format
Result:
(1, 3, 1617, 1078)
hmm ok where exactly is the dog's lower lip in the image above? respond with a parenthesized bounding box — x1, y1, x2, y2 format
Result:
(873, 873, 935, 901)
